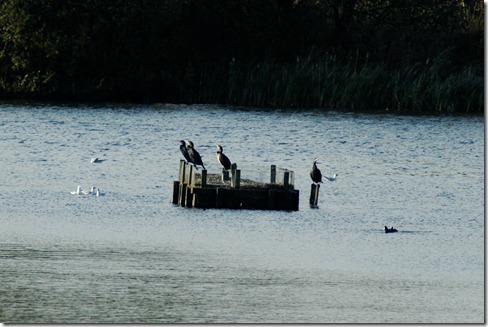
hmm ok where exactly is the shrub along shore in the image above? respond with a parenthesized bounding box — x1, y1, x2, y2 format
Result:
(0, 0, 483, 114)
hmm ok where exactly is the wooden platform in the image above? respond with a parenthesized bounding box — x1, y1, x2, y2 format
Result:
(173, 160, 299, 211)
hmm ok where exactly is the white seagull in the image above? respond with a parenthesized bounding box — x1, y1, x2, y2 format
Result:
(70, 185, 88, 195)
(95, 188, 105, 197)
(323, 173, 338, 182)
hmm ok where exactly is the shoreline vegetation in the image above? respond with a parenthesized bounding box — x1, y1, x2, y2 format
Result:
(0, 0, 483, 114)
(198, 48, 483, 114)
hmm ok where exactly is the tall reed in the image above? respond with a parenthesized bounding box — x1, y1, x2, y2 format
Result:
(194, 49, 482, 114)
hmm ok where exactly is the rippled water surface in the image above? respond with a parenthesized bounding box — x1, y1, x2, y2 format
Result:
(0, 103, 484, 323)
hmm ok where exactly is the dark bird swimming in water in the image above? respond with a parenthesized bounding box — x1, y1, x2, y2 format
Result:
(90, 157, 106, 164)
(215, 144, 231, 170)
(384, 226, 398, 233)
(179, 140, 192, 163)
(186, 140, 206, 170)
(310, 158, 323, 184)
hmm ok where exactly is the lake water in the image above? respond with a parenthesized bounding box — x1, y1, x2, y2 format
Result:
(0, 103, 484, 323)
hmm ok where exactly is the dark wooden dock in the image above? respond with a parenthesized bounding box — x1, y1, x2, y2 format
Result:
(173, 160, 299, 210)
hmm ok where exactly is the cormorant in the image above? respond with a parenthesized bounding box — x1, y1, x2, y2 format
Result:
(179, 140, 192, 163)
(215, 144, 231, 170)
(185, 140, 206, 170)
(310, 158, 323, 184)
(384, 226, 398, 233)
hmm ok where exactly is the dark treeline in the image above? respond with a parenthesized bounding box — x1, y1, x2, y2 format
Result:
(0, 0, 483, 113)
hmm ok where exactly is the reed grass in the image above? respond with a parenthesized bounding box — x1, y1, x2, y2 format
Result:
(193, 49, 483, 114)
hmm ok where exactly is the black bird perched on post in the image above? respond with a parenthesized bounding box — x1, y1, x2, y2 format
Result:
(185, 140, 206, 170)
(179, 140, 192, 163)
(310, 158, 323, 184)
(215, 144, 231, 170)
(384, 226, 398, 233)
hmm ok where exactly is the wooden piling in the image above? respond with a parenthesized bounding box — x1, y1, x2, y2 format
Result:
(283, 171, 290, 188)
(186, 165, 194, 186)
(201, 169, 207, 187)
(178, 183, 187, 206)
(270, 165, 276, 184)
(221, 169, 230, 182)
(172, 181, 180, 204)
(231, 169, 241, 189)
(179, 160, 186, 183)
(185, 186, 193, 207)
(309, 183, 320, 207)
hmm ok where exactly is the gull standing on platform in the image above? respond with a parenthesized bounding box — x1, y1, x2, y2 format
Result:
(185, 140, 206, 170)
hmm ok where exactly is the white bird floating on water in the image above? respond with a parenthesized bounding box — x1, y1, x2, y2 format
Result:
(90, 157, 106, 164)
(70, 185, 88, 195)
(88, 186, 105, 196)
(323, 173, 338, 182)
(70, 185, 105, 196)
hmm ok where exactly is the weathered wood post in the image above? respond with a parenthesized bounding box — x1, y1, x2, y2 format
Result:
(178, 161, 188, 206)
(270, 165, 276, 184)
(230, 163, 240, 188)
(201, 169, 207, 187)
(172, 181, 179, 204)
(178, 183, 187, 206)
(178, 160, 186, 183)
(283, 171, 290, 188)
(187, 164, 194, 186)
(231, 169, 241, 189)
(221, 169, 230, 182)
(185, 186, 193, 207)
(309, 183, 320, 207)
(230, 163, 237, 177)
